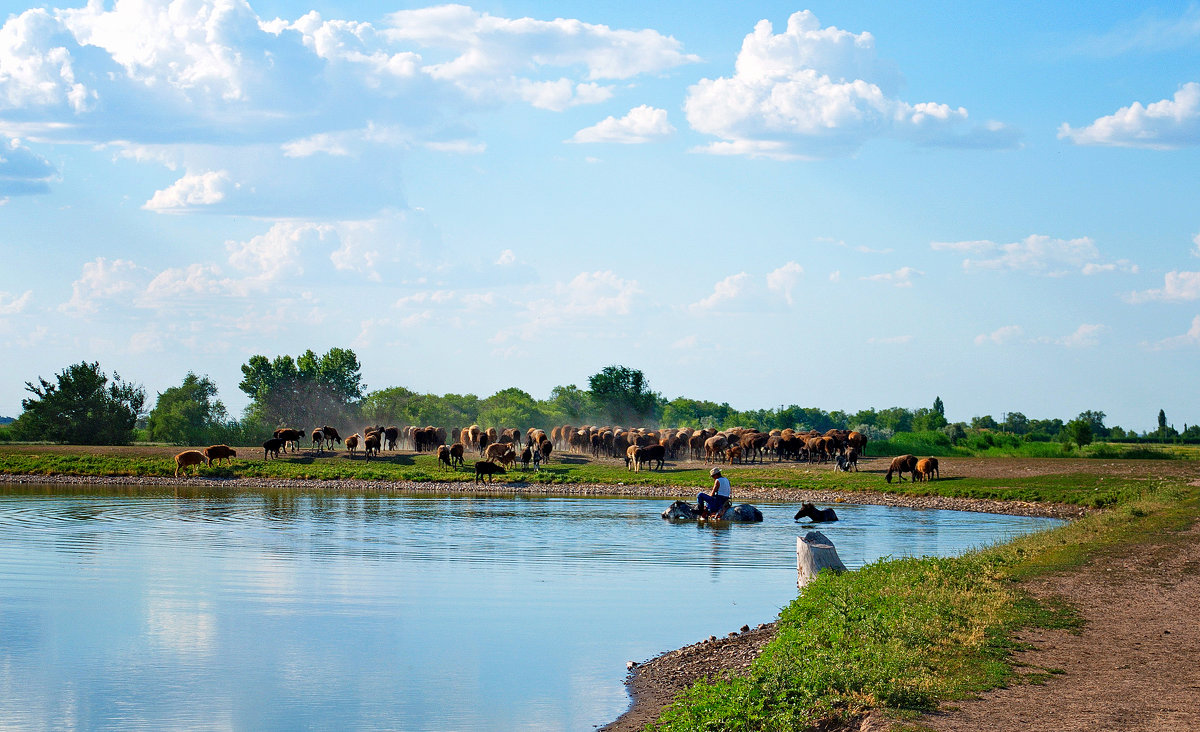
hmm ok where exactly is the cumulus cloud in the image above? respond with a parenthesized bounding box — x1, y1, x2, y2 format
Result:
(0, 136, 56, 196)
(1059, 82, 1200, 149)
(974, 325, 1023, 345)
(59, 257, 145, 314)
(1192, 232, 1200, 258)
(689, 272, 750, 311)
(1151, 315, 1200, 349)
(1127, 270, 1200, 303)
(0, 1, 695, 146)
(495, 249, 515, 265)
(683, 11, 1018, 159)
(569, 105, 675, 144)
(0, 290, 32, 315)
(861, 266, 922, 287)
(931, 235, 1137, 276)
(143, 170, 232, 211)
(766, 261, 803, 304)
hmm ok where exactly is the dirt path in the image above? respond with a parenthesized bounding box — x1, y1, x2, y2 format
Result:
(917, 519, 1200, 732)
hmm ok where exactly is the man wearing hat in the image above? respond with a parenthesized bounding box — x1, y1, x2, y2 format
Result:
(697, 467, 732, 519)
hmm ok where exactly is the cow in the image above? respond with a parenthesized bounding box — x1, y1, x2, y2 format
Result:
(437, 445, 454, 469)
(321, 426, 343, 446)
(311, 428, 326, 453)
(384, 426, 399, 451)
(364, 433, 381, 461)
(474, 460, 505, 483)
(274, 428, 304, 453)
(204, 445, 237, 466)
(174, 450, 208, 477)
(635, 444, 666, 472)
(345, 433, 360, 456)
(263, 438, 285, 460)
(449, 442, 465, 468)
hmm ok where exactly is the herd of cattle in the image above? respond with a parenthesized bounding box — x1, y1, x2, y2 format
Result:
(170, 422, 944, 484)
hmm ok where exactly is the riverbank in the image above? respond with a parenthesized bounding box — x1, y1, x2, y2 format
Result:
(606, 472, 1198, 731)
(0, 472, 1089, 520)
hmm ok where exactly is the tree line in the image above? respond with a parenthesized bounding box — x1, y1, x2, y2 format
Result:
(2, 349, 1195, 447)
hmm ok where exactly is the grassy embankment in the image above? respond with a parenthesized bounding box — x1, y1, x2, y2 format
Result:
(864, 430, 1190, 460)
(0, 444, 1167, 508)
(646, 471, 1198, 731)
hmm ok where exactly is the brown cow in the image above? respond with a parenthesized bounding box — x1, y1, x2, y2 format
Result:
(274, 428, 304, 452)
(174, 450, 209, 477)
(449, 442, 465, 468)
(885, 454, 919, 483)
(321, 426, 342, 446)
(915, 457, 940, 481)
(483, 443, 509, 462)
(437, 445, 454, 469)
(204, 445, 236, 466)
(538, 438, 553, 464)
(364, 433, 381, 461)
(345, 433, 360, 456)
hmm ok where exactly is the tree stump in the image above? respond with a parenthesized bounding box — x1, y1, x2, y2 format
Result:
(796, 531, 847, 589)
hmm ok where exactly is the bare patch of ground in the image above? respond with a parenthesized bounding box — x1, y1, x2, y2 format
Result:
(914, 520, 1200, 732)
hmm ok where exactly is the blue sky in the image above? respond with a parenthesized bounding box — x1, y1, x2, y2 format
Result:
(1, 0, 1198, 431)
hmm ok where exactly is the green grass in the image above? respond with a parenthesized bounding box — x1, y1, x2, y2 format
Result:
(645, 475, 1199, 731)
(0, 448, 1167, 508)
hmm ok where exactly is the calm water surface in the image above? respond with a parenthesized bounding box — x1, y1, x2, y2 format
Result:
(0, 485, 1062, 731)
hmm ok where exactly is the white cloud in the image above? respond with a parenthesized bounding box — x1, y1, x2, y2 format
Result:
(282, 133, 352, 158)
(689, 272, 750, 311)
(143, 170, 232, 211)
(1059, 82, 1200, 149)
(828, 270, 841, 282)
(1127, 270, 1200, 303)
(1192, 232, 1200, 258)
(684, 11, 1018, 159)
(974, 325, 1023, 346)
(932, 235, 1136, 276)
(1050, 323, 1105, 348)
(0, 9, 92, 113)
(384, 5, 699, 82)
(0, 290, 32, 315)
(569, 105, 675, 144)
(495, 249, 515, 266)
(555, 270, 640, 316)
(424, 139, 486, 154)
(59, 257, 145, 314)
(1151, 315, 1200, 349)
(862, 266, 922, 287)
(868, 334, 912, 345)
(766, 261, 803, 305)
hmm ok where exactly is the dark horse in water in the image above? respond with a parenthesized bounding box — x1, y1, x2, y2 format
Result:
(794, 502, 838, 522)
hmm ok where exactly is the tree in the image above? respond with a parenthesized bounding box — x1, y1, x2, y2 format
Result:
(587, 365, 660, 424)
(1002, 411, 1029, 435)
(1077, 410, 1108, 438)
(971, 414, 999, 431)
(1065, 418, 1093, 449)
(146, 373, 228, 445)
(933, 396, 945, 418)
(1158, 409, 1168, 432)
(239, 348, 364, 427)
(546, 385, 590, 422)
(14, 361, 145, 444)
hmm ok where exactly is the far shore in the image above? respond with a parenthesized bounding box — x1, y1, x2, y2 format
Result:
(0, 472, 1088, 520)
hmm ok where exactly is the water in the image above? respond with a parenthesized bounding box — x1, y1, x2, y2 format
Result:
(0, 485, 1061, 731)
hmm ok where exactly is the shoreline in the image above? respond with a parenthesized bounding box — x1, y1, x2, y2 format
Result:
(0, 472, 1089, 520)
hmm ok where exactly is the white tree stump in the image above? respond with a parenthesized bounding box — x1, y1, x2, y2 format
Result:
(796, 531, 847, 589)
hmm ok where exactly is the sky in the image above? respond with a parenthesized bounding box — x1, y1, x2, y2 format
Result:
(0, 0, 1198, 431)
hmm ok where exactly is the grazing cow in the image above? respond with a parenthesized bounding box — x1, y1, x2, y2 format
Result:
(274, 428, 304, 452)
(437, 445, 454, 469)
(345, 433, 360, 456)
(311, 428, 326, 453)
(204, 445, 237, 466)
(449, 442, 465, 468)
(725, 446, 743, 465)
(915, 457, 940, 482)
(320, 426, 342, 446)
(483, 443, 509, 462)
(794, 503, 839, 522)
(845, 447, 861, 472)
(174, 450, 209, 477)
(498, 448, 518, 469)
(885, 454, 919, 483)
(474, 460, 506, 483)
(263, 438, 285, 460)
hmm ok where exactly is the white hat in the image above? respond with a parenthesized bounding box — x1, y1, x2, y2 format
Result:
(709, 468, 721, 477)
